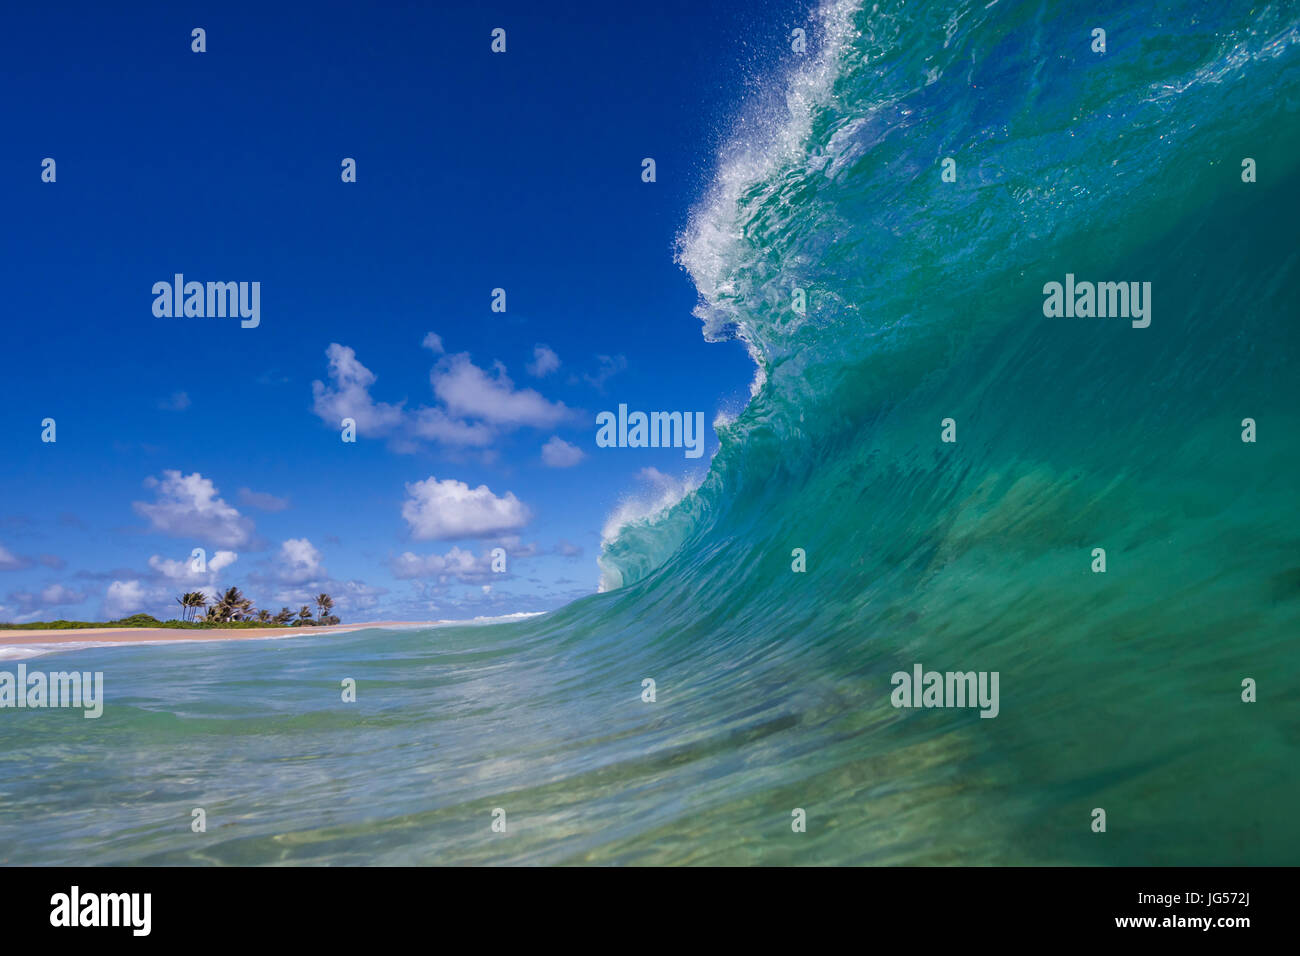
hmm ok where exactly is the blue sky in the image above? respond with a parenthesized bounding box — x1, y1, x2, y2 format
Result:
(0, 0, 808, 622)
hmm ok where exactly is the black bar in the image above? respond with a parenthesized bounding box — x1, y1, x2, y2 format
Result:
(0, 866, 1278, 942)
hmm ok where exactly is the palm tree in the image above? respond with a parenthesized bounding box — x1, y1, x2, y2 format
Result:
(315, 593, 334, 622)
(273, 607, 294, 626)
(296, 605, 314, 625)
(175, 591, 206, 622)
(255, 608, 272, 623)
(213, 586, 248, 623)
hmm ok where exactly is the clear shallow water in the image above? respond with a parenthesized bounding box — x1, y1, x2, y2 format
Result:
(3, 0, 1300, 864)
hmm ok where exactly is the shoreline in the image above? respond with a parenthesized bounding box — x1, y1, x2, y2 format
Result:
(0, 621, 438, 647)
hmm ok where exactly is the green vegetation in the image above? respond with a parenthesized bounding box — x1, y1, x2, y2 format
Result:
(0, 592, 341, 630)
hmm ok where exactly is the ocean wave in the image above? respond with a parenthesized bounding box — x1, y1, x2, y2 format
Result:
(598, 0, 1300, 592)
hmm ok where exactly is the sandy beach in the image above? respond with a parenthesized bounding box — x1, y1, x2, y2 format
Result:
(0, 621, 437, 647)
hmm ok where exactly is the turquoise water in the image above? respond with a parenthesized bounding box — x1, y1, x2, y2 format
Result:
(3, 0, 1299, 864)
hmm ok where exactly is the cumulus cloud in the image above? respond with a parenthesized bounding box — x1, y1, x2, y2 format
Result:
(141, 550, 237, 610)
(410, 407, 494, 447)
(334, 579, 387, 613)
(133, 471, 254, 547)
(313, 342, 563, 450)
(526, 344, 560, 377)
(208, 551, 238, 573)
(431, 353, 574, 429)
(401, 477, 531, 541)
(391, 537, 535, 583)
(541, 436, 585, 468)
(239, 488, 290, 512)
(311, 343, 406, 435)
(277, 538, 324, 584)
(103, 580, 149, 619)
(148, 549, 238, 582)
(392, 546, 491, 582)
(40, 584, 86, 605)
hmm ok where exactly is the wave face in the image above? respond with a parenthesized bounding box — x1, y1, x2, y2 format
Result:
(3, 0, 1299, 865)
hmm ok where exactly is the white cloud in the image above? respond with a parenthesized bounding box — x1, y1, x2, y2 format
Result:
(401, 477, 531, 541)
(148, 549, 238, 581)
(209, 551, 237, 572)
(432, 353, 574, 429)
(40, 584, 86, 605)
(526, 344, 560, 377)
(541, 436, 585, 468)
(103, 580, 149, 619)
(391, 530, 542, 583)
(311, 340, 577, 455)
(311, 343, 406, 435)
(133, 471, 254, 547)
(159, 391, 191, 411)
(278, 538, 324, 584)
(334, 579, 386, 612)
(392, 546, 490, 582)
(311, 343, 501, 448)
(410, 407, 495, 447)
